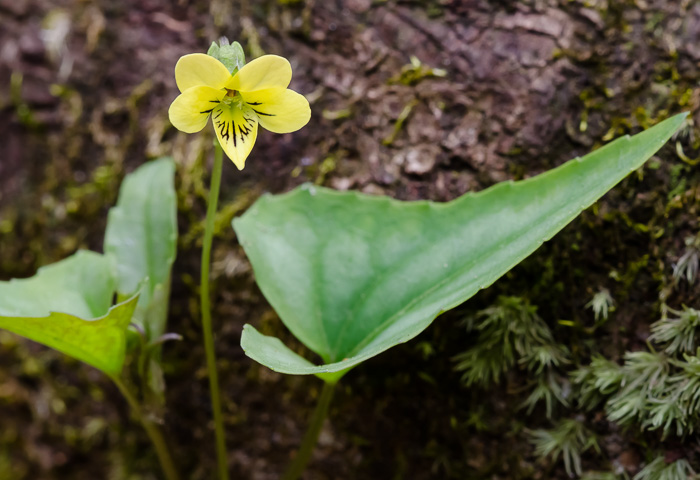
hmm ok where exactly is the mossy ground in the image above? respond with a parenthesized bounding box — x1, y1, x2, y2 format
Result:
(0, 0, 699, 478)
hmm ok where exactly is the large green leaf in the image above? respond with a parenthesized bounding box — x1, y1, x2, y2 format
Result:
(235, 113, 687, 382)
(0, 251, 138, 376)
(104, 158, 177, 340)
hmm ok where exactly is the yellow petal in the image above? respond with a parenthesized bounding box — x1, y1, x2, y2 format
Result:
(169, 86, 226, 133)
(212, 104, 259, 170)
(175, 53, 232, 92)
(227, 55, 292, 93)
(242, 88, 311, 134)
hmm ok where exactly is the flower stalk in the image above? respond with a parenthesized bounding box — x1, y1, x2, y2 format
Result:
(200, 142, 229, 480)
(111, 376, 180, 480)
(283, 381, 337, 480)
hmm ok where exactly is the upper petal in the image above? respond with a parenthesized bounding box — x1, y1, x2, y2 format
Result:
(243, 88, 311, 134)
(168, 86, 225, 133)
(226, 55, 292, 93)
(212, 104, 259, 170)
(175, 54, 232, 92)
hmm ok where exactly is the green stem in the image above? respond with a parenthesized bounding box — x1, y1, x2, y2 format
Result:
(111, 376, 180, 480)
(283, 381, 337, 480)
(201, 142, 229, 480)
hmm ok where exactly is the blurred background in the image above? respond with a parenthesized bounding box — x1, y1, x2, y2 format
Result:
(0, 0, 699, 479)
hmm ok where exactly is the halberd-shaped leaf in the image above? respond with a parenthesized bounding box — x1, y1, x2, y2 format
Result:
(0, 251, 138, 376)
(235, 113, 687, 382)
(104, 158, 177, 340)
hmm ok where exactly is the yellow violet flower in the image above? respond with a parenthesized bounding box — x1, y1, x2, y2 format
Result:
(168, 53, 311, 170)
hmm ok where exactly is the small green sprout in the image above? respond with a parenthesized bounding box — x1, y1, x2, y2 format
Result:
(388, 55, 447, 86)
(453, 296, 566, 386)
(649, 307, 700, 354)
(633, 457, 698, 480)
(574, 345, 700, 438)
(521, 370, 570, 418)
(529, 418, 600, 477)
(673, 235, 700, 284)
(676, 353, 700, 415)
(644, 394, 686, 437)
(571, 355, 625, 410)
(606, 351, 670, 426)
(586, 288, 615, 322)
(580, 356, 624, 396)
(454, 296, 570, 417)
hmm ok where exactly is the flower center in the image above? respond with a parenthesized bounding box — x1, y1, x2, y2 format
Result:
(221, 89, 242, 108)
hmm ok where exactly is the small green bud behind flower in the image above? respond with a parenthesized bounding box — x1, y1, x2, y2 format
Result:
(207, 37, 246, 75)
